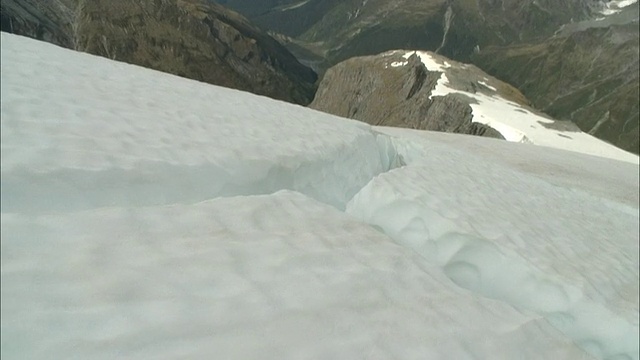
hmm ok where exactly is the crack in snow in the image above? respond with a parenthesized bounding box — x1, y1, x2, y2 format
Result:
(2, 32, 638, 360)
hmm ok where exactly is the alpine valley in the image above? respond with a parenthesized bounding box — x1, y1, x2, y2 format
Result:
(218, 0, 640, 154)
(1, 0, 317, 104)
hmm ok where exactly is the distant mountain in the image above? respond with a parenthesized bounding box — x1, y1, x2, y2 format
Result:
(0, 0, 76, 48)
(2, 32, 638, 360)
(218, 0, 639, 154)
(311, 49, 637, 162)
(217, 0, 597, 63)
(0, 0, 317, 105)
(311, 51, 506, 139)
(471, 5, 640, 154)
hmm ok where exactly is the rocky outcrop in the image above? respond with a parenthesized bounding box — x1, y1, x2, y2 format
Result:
(0, 0, 317, 105)
(0, 0, 76, 48)
(310, 52, 504, 139)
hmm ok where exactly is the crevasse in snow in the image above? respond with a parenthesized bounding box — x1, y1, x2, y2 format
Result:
(1, 33, 638, 360)
(350, 127, 639, 360)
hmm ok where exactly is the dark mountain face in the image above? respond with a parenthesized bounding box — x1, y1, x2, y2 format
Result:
(0, 0, 317, 105)
(310, 51, 519, 139)
(219, 0, 639, 154)
(217, 0, 596, 63)
(218, 0, 344, 38)
(0, 0, 76, 48)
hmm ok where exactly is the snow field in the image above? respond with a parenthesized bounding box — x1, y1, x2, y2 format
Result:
(374, 126, 639, 208)
(0, 191, 594, 360)
(0, 33, 399, 212)
(348, 130, 640, 360)
(279, 0, 312, 11)
(1, 33, 638, 360)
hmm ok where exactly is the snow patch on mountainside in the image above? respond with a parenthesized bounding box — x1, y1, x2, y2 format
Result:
(392, 50, 639, 164)
(478, 80, 497, 91)
(279, 0, 311, 11)
(389, 61, 407, 67)
(599, 0, 638, 15)
(1, 190, 597, 360)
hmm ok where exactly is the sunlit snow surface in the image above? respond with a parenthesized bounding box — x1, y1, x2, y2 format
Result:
(1, 33, 639, 360)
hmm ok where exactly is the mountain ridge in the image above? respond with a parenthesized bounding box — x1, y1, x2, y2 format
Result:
(218, 0, 640, 153)
(0, 0, 318, 105)
(311, 49, 639, 163)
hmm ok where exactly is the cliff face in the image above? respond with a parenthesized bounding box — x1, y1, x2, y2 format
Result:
(0, 0, 317, 105)
(310, 52, 505, 139)
(0, 0, 76, 48)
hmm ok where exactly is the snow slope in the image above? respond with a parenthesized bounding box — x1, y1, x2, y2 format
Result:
(352, 127, 640, 360)
(1, 191, 596, 360)
(0, 34, 398, 213)
(1, 32, 638, 360)
(390, 50, 640, 165)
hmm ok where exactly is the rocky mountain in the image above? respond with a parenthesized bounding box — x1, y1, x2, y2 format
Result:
(0, 0, 317, 105)
(218, 0, 639, 154)
(311, 49, 637, 161)
(217, 0, 598, 64)
(310, 51, 505, 139)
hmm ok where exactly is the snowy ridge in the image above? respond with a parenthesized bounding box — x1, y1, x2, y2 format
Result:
(391, 50, 640, 164)
(1, 33, 638, 360)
